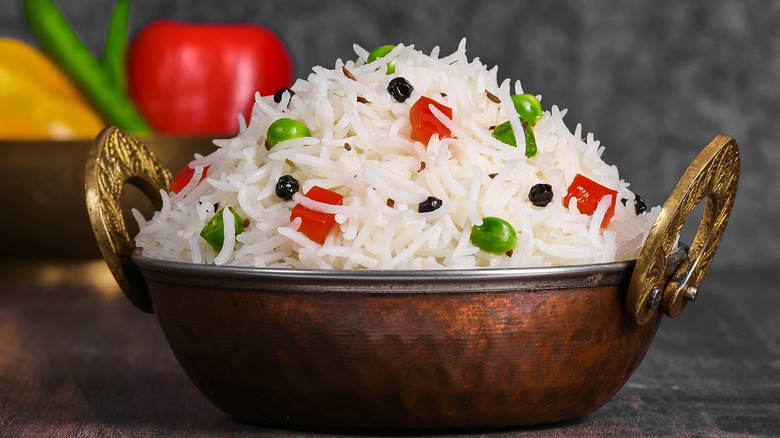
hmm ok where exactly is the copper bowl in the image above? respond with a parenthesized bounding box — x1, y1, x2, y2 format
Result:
(86, 127, 739, 429)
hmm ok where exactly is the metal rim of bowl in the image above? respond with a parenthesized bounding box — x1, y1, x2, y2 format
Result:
(130, 246, 687, 293)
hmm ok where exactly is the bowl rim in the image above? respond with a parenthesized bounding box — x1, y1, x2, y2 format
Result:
(130, 246, 687, 293)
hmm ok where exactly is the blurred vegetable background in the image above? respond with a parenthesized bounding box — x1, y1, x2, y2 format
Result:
(23, 0, 150, 135)
(6, 0, 293, 138)
(128, 19, 292, 134)
(0, 0, 777, 270)
(0, 38, 104, 139)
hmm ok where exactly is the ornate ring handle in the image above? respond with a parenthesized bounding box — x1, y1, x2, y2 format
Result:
(85, 126, 172, 313)
(627, 134, 739, 325)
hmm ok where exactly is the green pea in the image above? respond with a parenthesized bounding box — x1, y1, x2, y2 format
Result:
(266, 118, 310, 148)
(470, 217, 517, 254)
(200, 207, 245, 252)
(491, 121, 538, 158)
(367, 44, 396, 74)
(511, 94, 543, 126)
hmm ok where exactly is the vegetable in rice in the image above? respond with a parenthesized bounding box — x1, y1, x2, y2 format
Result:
(134, 39, 660, 269)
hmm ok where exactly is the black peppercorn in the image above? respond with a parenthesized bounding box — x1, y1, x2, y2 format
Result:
(387, 77, 414, 102)
(622, 194, 647, 215)
(418, 196, 443, 213)
(528, 183, 553, 207)
(634, 194, 647, 214)
(275, 175, 300, 200)
(273, 87, 295, 104)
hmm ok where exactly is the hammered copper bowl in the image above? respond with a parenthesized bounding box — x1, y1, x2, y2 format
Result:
(86, 127, 739, 430)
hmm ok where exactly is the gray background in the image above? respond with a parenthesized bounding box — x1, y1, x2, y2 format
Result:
(1, 1, 775, 270)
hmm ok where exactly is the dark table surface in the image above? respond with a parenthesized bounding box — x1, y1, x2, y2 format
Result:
(1, 262, 778, 437)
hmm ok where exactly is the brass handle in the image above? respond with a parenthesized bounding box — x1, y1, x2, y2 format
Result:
(85, 126, 172, 313)
(627, 134, 740, 325)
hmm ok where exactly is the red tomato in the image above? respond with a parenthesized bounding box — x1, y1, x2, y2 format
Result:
(290, 186, 344, 244)
(128, 20, 294, 135)
(169, 164, 210, 194)
(409, 96, 452, 145)
(563, 174, 618, 227)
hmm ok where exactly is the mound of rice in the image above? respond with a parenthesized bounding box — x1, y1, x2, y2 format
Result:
(134, 39, 659, 269)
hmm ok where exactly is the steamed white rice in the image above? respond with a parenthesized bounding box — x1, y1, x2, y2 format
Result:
(134, 39, 659, 269)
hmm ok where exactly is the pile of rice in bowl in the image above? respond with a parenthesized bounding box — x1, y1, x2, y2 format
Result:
(134, 39, 659, 270)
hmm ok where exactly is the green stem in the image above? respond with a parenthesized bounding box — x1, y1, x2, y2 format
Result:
(23, 0, 151, 134)
(103, 0, 129, 92)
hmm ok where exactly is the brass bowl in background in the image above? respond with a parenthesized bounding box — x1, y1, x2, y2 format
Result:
(84, 127, 739, 429)
(0, 136, 216, 262)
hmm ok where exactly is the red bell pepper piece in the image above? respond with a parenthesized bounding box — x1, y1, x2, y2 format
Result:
(409, 96, 452, 145)
(290, 186, 344, 244)
(169, 163, 210, 194)
(563, 173, 618, 227)
(127, 20, 294, 135)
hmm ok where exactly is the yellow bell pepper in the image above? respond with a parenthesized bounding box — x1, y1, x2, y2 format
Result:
(0, 38, 105, 140)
